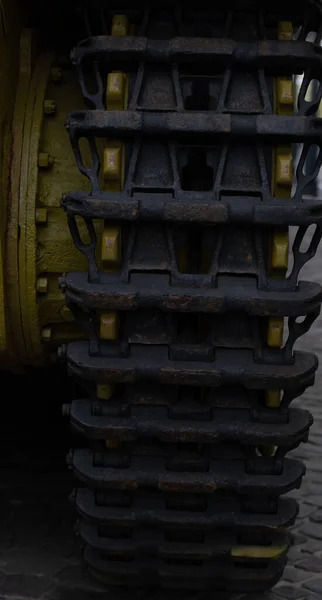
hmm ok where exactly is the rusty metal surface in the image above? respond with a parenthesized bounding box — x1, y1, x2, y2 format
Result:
(61, 273, 322, 314)
(70, 36, 321, 69)
(66, 343, 318, 388)
(70, 399, 312, 444)
(67, 111, 322, 140)
(62, 191, 322, 226)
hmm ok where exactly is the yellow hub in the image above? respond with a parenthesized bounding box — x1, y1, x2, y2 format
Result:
(3, 27, 91, 368)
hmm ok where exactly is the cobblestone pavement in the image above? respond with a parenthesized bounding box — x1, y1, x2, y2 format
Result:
(0, 226, 322, 600)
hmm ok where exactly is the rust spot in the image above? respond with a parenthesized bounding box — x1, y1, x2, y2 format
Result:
(159, 481, 217, 493)
(118, 482, 138, 490)
(166, 295, 224, 312)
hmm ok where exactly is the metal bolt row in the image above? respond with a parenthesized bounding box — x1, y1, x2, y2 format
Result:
(39, 68, 75, 346)
(36, 114, 50, 331)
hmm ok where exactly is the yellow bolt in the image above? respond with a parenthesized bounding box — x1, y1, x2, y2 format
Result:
(277, 21, 293, 41)
(100, 312, 119, 340)
(106, 439, 121, 449)
(277, 79, 294, 106)
(51, 67, 62, 83)
(266, 390, 281, 408)
(35, 208, 48, 224)
(97, 384, 115, 400)
(276, 154, 292, 186)
(41, 327, 52, 342)
(271, 231, 289, 271)
(111, 14, 129, 36)
(103, 147, 122, 181)
(259, 445, 276, 457)
(267, 317, 284, 348)
(37, 277, 48, 294)
(38, 152, 54, 169)
(107, 72, 126, 110)
(101, 227, 121, 267)
(43, 99, 57, 115)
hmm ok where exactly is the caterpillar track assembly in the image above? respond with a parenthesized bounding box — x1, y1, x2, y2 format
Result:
(1, 0, 322, 595)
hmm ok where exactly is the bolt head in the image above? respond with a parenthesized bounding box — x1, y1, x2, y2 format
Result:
(44, 99, 57, 114)
(41, 327, 52, 342)
(37, 277, 48, 294)
(38, 152, 54, 168)
(36, 208, 48, 224)
(61, 305, 74, 322)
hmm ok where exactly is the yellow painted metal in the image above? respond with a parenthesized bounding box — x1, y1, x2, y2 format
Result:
(103, 146, 124, 188)
(100, 312, 120, 341)
(111, 14, 130, 37)
(97, 384, 115, 401)
(37, 277, 48, 294)
(35, 207, 48, 224)
(0, 12, 25, 368)
(270, 229, 289, 273)
(267, 317, 284, 348)
(38, 151, 54, 168)
(266, 389, 282, 409)
(4, 26, 103, 368)
(276, 79, 293, 109)
(277, 20, 293, 41)
(101, 227, 122, 268)
(265, 21, 294, 411)
(106, 72, 128, 110)
(231, 544, 288, 560)
(18, 51, 56, 365)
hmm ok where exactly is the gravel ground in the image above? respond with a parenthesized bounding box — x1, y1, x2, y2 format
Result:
(0, 226, 322, 600)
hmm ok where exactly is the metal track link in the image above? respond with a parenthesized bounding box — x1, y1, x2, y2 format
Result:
(62, 2, 322, 593)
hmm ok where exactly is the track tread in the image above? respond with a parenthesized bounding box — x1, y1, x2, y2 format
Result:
(63, 1, 322, 592)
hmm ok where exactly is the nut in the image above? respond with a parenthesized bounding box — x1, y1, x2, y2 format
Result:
(41, 327, 52, 342)
(35, 208, 48, 224)
(60, 305, 74, 322)
(38, 152, 54, 168)
(43, 99, 57, 114)
(37, 277, 48, 294)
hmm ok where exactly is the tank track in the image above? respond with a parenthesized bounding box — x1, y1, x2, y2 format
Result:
(61, 2, 322, 593)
